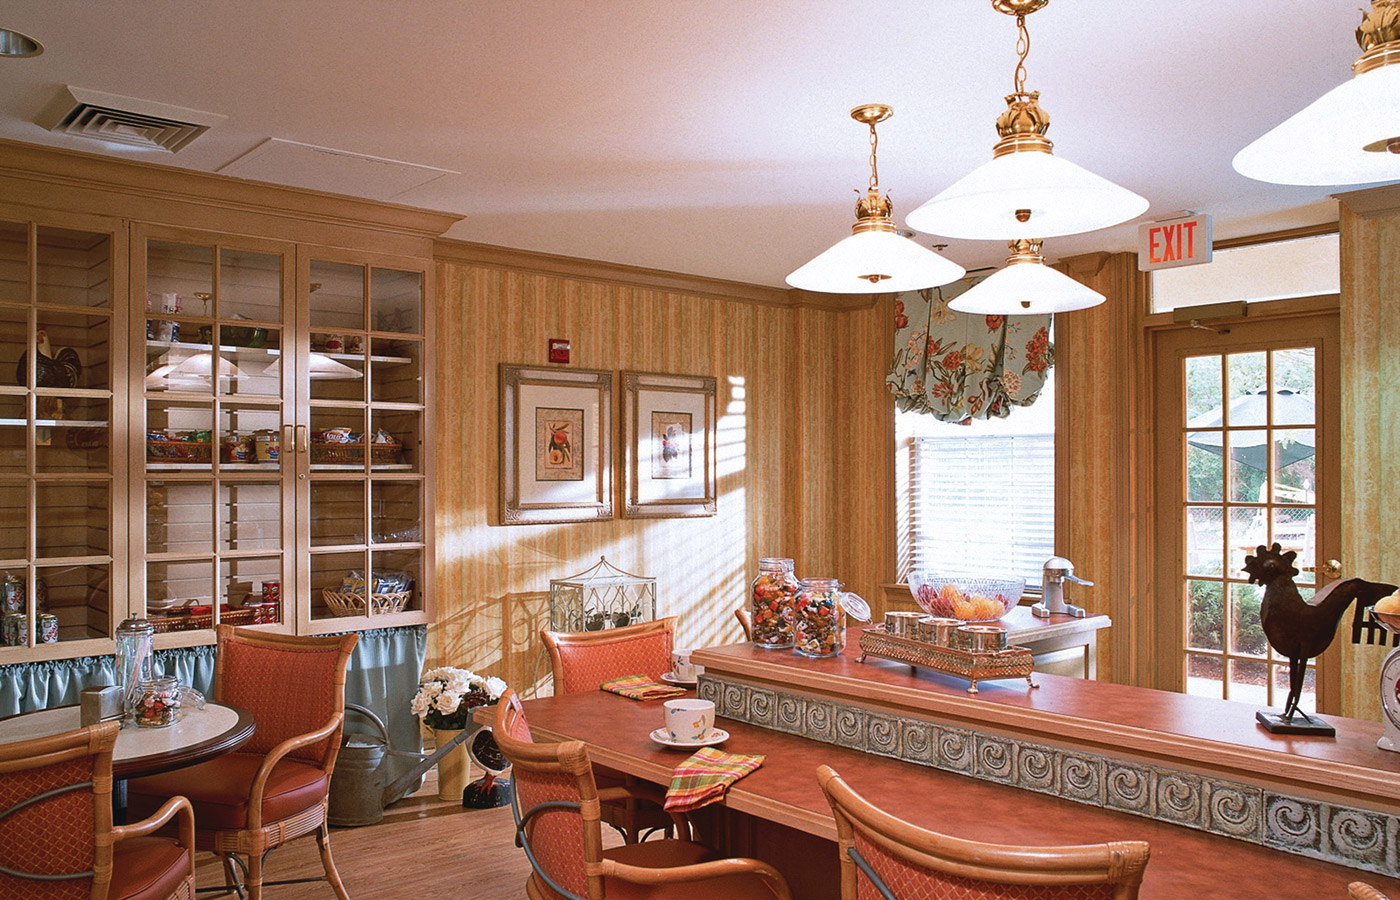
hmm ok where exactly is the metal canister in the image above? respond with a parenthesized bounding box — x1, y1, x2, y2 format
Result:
(253, 430, 280, 462)
(884, 611, 922, 638)
(925, 617, 963, 647)
(958, 624, 1008, 654)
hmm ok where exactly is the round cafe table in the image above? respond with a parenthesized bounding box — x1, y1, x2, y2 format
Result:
(0, 702, 255, 778)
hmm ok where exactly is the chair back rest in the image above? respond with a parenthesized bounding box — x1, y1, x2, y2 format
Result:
(543, 616, 675, 696)
(1350, 884, 1394, 900)
(735, 608, 752, 641)
(0, 720, 118, 900)
(817, 766, 1150, 900)
(214, 626, 358, 766)
(493, 690, 603, 900)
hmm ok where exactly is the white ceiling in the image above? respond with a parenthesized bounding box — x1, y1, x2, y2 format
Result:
(0, 1, 1384, 287)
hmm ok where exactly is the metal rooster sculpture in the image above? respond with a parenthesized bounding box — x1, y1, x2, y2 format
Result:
(16, 330, 81, 419)
(1244, 542, 1397, 734)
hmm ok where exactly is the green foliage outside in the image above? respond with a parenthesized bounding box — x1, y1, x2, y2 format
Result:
(1189, 576, 1267, 657)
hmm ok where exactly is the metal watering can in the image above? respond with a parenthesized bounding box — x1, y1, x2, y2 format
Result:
(327, 703, 483, 826)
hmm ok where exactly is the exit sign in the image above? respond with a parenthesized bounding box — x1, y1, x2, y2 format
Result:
(1139, 214, 1212, 271)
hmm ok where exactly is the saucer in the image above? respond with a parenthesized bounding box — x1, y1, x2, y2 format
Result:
(661, 672, 698, 686)
(649, 727, 729, 748)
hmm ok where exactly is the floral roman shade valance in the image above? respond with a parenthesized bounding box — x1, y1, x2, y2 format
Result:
(886, 278, 1055, 422)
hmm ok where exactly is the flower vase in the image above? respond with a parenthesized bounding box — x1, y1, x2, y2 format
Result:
(432, 728, 470, 801)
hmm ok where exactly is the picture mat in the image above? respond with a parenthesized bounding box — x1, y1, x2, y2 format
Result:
(635, 387, 710, 503)
(516, 382, 603, 507)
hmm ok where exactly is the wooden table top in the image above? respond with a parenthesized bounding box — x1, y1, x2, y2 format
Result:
(511, 690, 1400, 900)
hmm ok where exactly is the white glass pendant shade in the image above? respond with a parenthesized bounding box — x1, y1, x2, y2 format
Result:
(948, 258, 1104, 315)
(261, 353, 363, 380)
(906, 150, 1149, 240)
(786, 228, 966, 294)
(170, 353, 244, 379)
(1233, 62, 1400, 186)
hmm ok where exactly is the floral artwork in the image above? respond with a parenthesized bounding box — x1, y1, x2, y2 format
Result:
(886, 279, 1055, 423)
(535, 407, 584, 482)
(411, 666, 508, 731)
(650, 411, 692, 479)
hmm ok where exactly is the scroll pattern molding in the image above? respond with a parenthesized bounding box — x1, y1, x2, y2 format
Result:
(700, 674, 1400, 878)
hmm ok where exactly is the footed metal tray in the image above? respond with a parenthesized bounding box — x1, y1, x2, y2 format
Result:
(856, 625, 1037, 694)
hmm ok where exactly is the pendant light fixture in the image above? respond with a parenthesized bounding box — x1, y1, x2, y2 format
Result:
(905, 0, 1147, 240)
(786, 104, 964, 294)
(1234, 1, 1400, 186)
(948, 239, 1104, 314)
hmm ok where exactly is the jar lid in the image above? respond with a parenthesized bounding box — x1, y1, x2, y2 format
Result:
(116, 617, 154, 635)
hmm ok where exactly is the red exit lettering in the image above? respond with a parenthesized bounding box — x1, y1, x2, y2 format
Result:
(1148, 221, 1199, 264)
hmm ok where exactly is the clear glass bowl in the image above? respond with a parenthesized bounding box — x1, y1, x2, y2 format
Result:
(907, 574, 1025, 622)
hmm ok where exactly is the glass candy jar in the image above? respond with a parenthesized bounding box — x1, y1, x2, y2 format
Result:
(115, 618, 155, 720)
(791, 578, 862, 658)
(750, 558, 799, 649)
(132, 676, 204, 728)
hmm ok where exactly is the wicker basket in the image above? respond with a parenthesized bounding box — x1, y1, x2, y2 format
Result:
(310, 441, 403, 465)
(150, 606, 256, 633)
(322, 589, 412, 617)
(147, 440, 213, 462)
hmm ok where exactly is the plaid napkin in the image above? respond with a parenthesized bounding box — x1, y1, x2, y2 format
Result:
(599, 674, 687, 701)
(664, 747, 765, 812)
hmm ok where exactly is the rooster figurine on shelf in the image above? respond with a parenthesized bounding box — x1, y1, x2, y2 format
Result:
(1244, 542, 1396, 735)
(17, 329, 81, 420)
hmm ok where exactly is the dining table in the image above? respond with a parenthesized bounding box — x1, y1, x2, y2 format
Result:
(495, 688, 1400, 900)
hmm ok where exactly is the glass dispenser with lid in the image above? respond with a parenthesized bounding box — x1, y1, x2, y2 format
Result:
(114, 617, 155, 720)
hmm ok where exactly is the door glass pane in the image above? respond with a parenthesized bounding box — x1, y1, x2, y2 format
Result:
(1228, 582, 1266, 657)
(1185, 507, 1223, 576)
(37, 227, 111, 308)
(0, 222, 25, 304)
(36, 397, 109, 473)
(1272, 428, 1316, 504)
(36, 563, 110, 643)
(311, 482, 365, 547)
(147, 481, 212, 554)
(1272, 348, 1315, 425)
(0, 305, 26, 387)
(217, 326, 281, 398)
(219, 249, 281, 324)
(371, 548, 421, 615)
(147, 402, 214, 471)
(371, 338, 421, 404)
(1185, 437, 1223, 502)
(312, 550, 368, 621)
(1273, 507, 1316, 583)
(0, 483, 24, 559)
(1227, 507, 1263, 578)
(309, 337, 366, 402)
(0, 397, 25, 474)
(147, 559, 213, 622)
(372, 408, 419, 473)
(310, 409, 369, 471)
(1226, 352, 1266, 426)
(220, 556, 282, 625)
(1185, 654, 1224, 699)
(217, 404, 281, 472)
(1273, 664, 1316, 715)
(146, 241, 213, 306)
(370, 267, 421, 335)
(1187, 580, 1224, 651)
(35, 482, 107, 557)
(309, 260, 364, 331)
(1228, 658, 1269, 705)
(1227, 430, 1268, 503)
(1184, 355, 1221, 422)
(372, 481, 421, 544)
(219, 482, 280, 551)
(37, 311, 109, 392)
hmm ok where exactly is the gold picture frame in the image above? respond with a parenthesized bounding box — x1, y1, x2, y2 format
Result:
(499, 364, 613, 525)
(620, 371, 717, 518)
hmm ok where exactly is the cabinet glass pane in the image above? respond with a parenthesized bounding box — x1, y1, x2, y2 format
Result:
(372, 480, 421, 544)
(220, 556, 282, 625)
(219, 482, 280, 550)
(217, 403, 281, 472)
(37, 227, 111, 309)
(311, 481, 365, 546)
(145, 326, 214, 395)
(372, 409, 420, 473)
(371, 548, 421, 615)
(309, 338, 366, 402)
(310, 408, 368, 471)
(35, 482, 108, 557)
(147, 402, 214, 471)
(371, 338, 420, 404)
(219, 249, 281, 324)
(146, 241, 213, 309)
(0, 305, 26, 388)
(36, 397, 109, 473)
(310, 260, 364, 331)
(38, 311, 109, 392)
(39, 563, 110, 643)
(147, 558, 213, 621)
(370, 267, 421, 335)
(0, 222, 24, 304)
(216, 326, 281, 398)
(0, 483, 24, 559)
(147, 481, 213, 554)
(0, 398, 25, 474)
(312, 550, 368, 621)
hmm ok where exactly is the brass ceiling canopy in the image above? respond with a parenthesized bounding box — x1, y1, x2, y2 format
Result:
(1356, 0, 1400, 153)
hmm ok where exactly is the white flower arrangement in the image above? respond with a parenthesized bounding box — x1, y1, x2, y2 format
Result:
(411, 666, 508, 730)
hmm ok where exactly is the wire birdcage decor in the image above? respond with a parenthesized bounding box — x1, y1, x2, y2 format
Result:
(548, 556, 657, 632)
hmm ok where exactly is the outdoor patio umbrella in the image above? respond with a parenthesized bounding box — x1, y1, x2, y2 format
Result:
(1186, 389, 1316, 471)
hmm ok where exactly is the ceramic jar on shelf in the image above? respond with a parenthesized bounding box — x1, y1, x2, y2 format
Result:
(750, 558, 799, 649)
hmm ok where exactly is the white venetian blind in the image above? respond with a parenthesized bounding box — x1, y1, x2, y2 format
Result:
(909, 434, 1055, 584)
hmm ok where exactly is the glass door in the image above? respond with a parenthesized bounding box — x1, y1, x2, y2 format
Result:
(300, 250, 429, 630)
(0, 215, 125, 655)
(1153, 315, 1340, 712)
(137, 228, 293, 638)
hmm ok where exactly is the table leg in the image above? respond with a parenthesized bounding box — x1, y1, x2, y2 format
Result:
(113, 778, 128, 825)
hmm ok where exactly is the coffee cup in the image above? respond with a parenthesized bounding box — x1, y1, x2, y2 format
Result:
(671, 648, 698, 682)
(663, 698, 714, 743)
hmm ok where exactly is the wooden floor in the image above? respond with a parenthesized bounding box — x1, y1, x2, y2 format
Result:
(193, 772, 534, 900)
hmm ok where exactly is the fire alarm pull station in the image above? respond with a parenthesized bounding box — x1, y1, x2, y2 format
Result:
(549, 338, 570, 364)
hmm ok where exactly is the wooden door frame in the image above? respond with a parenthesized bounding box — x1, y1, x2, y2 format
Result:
(1146, 306, 1342, 712)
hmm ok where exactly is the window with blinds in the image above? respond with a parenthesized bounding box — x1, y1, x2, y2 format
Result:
(909, 434, 1055, 584)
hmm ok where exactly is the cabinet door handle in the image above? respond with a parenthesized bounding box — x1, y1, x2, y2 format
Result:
(282, 424, 294, 454)
(297, 425, 309, 453)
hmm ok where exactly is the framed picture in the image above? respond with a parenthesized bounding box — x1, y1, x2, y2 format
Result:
(500, 364, 613, 524)
(620, 371, 717, 518)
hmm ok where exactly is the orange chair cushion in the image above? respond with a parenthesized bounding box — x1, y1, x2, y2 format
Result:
(127, 752, 329, 831)
(602, 838, 780, 900)
(110, 837, 190, 900)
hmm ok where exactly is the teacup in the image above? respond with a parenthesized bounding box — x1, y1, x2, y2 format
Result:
(663, 698, 714, 743)
(671, 648, 698, 682)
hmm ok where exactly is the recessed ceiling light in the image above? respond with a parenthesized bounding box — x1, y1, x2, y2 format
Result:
(0, 28, 42, 58)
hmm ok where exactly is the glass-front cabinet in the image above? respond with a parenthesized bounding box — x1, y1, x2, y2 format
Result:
(0, 214, 126, 656)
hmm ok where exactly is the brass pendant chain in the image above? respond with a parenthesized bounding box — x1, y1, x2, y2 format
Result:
(868, 120, 880, 192)
(1014, 13, 1031, 93)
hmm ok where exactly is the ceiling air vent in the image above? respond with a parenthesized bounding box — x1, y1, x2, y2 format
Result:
(35, 86, 226, 153)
